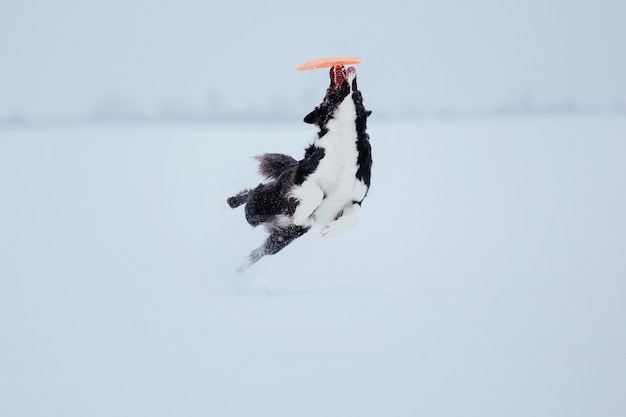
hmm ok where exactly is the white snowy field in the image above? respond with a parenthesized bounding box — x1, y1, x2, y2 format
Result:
(1, 116, 625, 417)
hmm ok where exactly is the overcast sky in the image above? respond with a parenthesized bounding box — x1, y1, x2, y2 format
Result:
(1, 0, 625, 121)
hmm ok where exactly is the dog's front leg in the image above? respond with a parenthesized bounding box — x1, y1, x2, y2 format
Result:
(290, 181, 324, 226)
(321, 202, 361, 237)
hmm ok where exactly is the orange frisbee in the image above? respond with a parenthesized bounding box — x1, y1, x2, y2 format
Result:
(296, 56, 362, 71)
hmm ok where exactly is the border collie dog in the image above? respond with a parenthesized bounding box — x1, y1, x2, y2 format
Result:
(227, 64, 372, 270)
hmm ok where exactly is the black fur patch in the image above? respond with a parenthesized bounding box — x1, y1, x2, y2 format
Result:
(351, 78, 373, 189)
(295, 145, 325, 185)
(243, 169, 297, 227)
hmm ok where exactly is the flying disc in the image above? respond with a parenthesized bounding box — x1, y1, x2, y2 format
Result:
(296, 56, 362, 71)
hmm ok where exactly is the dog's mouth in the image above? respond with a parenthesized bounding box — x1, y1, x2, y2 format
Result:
(330, 64, 356, 87)
(330, 64, 346, 87)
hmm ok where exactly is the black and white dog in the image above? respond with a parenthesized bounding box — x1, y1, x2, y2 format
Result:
(227, 64, 372, 270)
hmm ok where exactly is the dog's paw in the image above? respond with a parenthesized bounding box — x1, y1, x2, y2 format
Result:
(321, 203, 361, 237)
(321, 225, 334, 237)
(321, 220, 349, 237)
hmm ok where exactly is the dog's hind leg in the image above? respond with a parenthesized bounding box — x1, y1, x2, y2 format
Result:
(238, 225, 310, 273)
(264, 225, 310, 255)
(226, 190, 249, 209)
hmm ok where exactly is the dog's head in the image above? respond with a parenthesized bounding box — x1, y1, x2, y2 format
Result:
(303, 64, 371, 132)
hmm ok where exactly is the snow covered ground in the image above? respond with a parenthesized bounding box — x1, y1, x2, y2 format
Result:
(1, 115, 625, 416)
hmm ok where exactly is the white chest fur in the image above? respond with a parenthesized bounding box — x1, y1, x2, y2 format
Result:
(290, 95, 368, 227)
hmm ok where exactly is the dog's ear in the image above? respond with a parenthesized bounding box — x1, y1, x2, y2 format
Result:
(366, 110, 372, 118)
(304, 109, 318, 124)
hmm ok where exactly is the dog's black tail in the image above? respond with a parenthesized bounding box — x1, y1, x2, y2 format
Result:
(256, 153, 297, 180)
